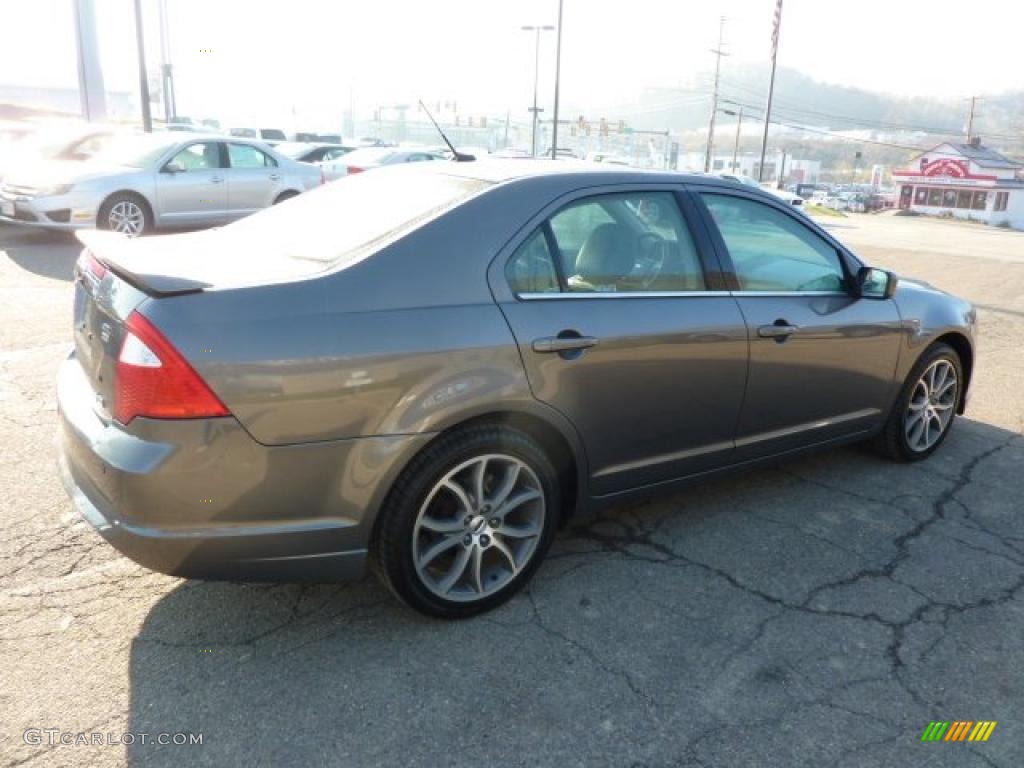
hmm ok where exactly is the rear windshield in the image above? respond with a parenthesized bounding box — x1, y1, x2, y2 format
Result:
(224, 168, 491, 266)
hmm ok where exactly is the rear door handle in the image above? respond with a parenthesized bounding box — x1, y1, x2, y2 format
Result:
(269, 173, 281, 181)
(532, 335, 599, 353)
(757, 323, 799, 339)
(210, 176, 224, 184)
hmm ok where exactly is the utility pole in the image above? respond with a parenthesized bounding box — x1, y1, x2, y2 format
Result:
(966, 96, 982, 142)
(551, 0, 565, 158)
(133, 0, 152, 132)
(731, 105, 743, 172)
(758, 0, 784, 181)
(704, 16, 728, 173)
(522, 24, 554, 157)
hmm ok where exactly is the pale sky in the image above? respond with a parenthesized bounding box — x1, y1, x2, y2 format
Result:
(2, 0, 1021, 129)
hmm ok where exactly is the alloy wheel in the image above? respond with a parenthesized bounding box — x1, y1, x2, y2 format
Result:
(412, 453, 545, 602)
(904, 359, 958, 453)
(107, 200, 145, 237)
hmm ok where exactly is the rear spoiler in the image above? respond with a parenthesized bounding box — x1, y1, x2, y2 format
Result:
(75, 230, 209, 297)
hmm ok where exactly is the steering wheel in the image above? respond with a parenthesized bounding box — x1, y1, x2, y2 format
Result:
(634, 231, 667, 289)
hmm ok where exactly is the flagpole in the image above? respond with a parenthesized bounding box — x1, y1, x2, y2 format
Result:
(758, 0, 783, 182)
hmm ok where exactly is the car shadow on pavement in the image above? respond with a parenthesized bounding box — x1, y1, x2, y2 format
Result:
(123, 417, 1024, 767)
(0, 225, 80, 281)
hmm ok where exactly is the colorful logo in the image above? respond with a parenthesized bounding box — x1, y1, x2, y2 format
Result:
(921, 721, 997, 742)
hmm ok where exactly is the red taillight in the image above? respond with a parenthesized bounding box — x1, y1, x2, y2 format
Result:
(80, 250, 107, 280)
(346, 166, 364, 175)
(114, 311, 229, 424)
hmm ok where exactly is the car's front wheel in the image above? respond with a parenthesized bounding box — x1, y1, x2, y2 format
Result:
(876, 342, 962, 461)
(98, 192, 152, 237)
(374, 425, 559, 618)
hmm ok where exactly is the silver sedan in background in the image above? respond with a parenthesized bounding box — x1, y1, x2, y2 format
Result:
(320, 146, 443, 180)
(0, 133, 323, 236)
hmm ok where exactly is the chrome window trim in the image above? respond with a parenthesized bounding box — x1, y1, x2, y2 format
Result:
(518, 291, 732, 300)
(516, 290, 851, 300)
(731, 290, 851, 297)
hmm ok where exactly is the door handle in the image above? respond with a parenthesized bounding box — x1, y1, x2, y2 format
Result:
(532, 335, 599, 353)
(757, 322, 799, 339)
(269, 173, 281, 181)
(210, 176, 224, 184)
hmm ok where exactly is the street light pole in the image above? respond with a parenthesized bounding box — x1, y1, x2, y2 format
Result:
(551, 0, 565, 159)
(133, 0, 152, 132)
(522, 24, 554, 157)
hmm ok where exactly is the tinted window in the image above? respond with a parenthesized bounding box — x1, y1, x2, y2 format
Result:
(168, 142, 222, 170)
(507, 230, 559, 294)
(228, 143, 276, 168)
(548, 192, 706, 293)
(702, 193, 846, 292)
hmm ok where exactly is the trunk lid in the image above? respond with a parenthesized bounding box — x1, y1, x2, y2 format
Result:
(75, 226, 336, 297)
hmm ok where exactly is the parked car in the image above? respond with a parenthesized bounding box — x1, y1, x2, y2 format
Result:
(274, 141, 357, 164)
(57, 160, 976, 618)
(259, 128, 287, 141)
(0, 133, 321, 236)
(320, 146, 442, 180)
(0, 124, 128, 184)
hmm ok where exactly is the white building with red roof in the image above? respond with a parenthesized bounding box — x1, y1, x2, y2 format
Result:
(893, 139, 1024, 229)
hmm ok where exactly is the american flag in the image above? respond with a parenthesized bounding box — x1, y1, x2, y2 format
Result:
(771, 0, 784, 55)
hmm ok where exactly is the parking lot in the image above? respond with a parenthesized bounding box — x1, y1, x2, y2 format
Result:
(1, 212, 1023, 767)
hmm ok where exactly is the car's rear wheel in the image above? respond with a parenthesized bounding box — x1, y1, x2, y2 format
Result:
(273, 190, 299, 205)
(98, 193, 151, 237)
(374, 425, 559, 618)
(875, 342, 962, 462)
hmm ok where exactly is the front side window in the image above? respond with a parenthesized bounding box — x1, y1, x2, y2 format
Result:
(701, 193, 847, 293)
(228, 143, 276, 169)
(168, 142, 222, 171)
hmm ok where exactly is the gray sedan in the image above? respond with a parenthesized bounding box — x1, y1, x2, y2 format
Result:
(57, 161, 976, 618)
(0, 133, 322, 236)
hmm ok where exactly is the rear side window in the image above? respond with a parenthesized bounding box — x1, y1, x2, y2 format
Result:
(701, 193, 846, 292)
(507, 230, 559, 294)
(228, 143, 276, 168)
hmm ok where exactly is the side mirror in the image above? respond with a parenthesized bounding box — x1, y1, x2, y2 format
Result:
(857, 266, 897, 300)
(162, 160, 185, 174)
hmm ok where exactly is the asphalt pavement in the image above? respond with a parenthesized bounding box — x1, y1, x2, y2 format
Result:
(1, 213, 1022, 767)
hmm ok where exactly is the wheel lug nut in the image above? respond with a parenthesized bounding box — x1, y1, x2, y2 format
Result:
(463, 534, 472, 546)
(481, 504, 490, 513)
(480, 535, 490, 547)
(489, 518, 500, 528)
(463, 516, 472, 526)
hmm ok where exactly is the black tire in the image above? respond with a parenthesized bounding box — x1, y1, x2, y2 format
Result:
(273, 190, 299, 204)
(97, 192, 152, 237)
(874, 342, 962, 462)
(373, 424, 560, 619)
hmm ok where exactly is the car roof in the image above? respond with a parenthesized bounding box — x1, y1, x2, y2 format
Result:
(412, 158, 736, 188)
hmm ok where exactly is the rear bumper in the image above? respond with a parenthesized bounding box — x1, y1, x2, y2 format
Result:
(56, 355, 433, 582)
